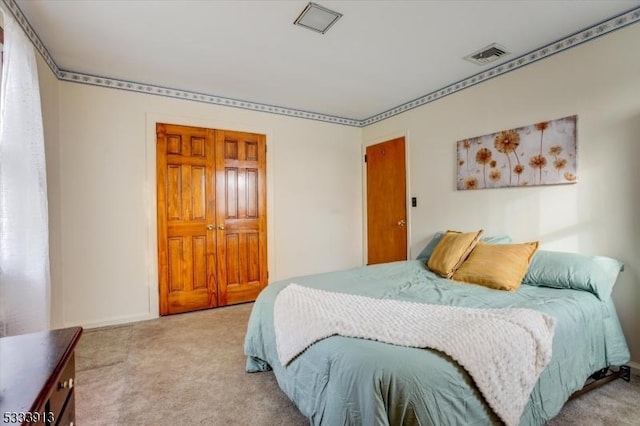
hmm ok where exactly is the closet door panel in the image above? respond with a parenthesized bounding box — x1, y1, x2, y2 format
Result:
(157, 124, 217, 315)
(215, 130, 267, 306)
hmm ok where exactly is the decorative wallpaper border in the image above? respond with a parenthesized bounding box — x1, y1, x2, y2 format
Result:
(55, 70, 361, 126)
(3, 0, 640, 128)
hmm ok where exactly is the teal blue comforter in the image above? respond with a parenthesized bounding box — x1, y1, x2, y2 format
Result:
(244, 260, 629, 425)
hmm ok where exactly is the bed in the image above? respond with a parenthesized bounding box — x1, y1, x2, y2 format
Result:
(244, 245, 630, 425)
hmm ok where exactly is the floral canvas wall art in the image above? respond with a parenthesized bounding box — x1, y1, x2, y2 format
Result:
(457, 115, 577, 190)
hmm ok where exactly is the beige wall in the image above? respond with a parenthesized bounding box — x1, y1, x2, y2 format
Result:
(49, 82, 362, 328)
(363, 24, 640, 364)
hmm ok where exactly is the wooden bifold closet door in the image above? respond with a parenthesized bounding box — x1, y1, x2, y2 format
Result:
(156, 123, 267, 315)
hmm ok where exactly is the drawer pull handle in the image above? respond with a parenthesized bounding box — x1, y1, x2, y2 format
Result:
(59, 380, 68, 389)
(59, 378, 74, 390)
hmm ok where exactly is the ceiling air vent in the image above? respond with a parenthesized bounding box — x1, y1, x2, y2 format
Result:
(464, 43, 510, 65)
(294, 2, 342, 34)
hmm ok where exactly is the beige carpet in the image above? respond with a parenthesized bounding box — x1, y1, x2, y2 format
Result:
(75, 303, 639, 425)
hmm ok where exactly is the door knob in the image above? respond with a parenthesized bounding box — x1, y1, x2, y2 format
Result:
(206, 224, 215, 231)
(218, 224, 225, 230)
(397, 220, 406, 227)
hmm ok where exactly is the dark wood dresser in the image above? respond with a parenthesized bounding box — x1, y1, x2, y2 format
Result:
(0, 327, 83, 425)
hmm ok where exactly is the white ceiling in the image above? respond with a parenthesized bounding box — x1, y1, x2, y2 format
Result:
(14, 0, 640, 121)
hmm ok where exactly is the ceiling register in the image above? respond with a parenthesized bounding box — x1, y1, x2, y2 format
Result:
(294, 2, 343, 34)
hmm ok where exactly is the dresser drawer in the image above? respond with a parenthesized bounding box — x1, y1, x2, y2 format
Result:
(54, 391, 75, 426)
(47, 353, 75, 422)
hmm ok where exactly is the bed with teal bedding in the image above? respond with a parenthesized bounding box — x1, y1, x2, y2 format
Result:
(244, 259, 630, 425)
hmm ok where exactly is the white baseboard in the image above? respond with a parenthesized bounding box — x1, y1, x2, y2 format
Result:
(65, 312, 158, 330)
(628, 361, 640, 375)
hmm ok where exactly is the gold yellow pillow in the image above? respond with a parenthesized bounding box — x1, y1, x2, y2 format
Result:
(452, 241, 539, 291)
(427, 230, 483, 278)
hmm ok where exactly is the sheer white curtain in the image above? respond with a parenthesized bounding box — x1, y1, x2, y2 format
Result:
(0, 11, 50, 336)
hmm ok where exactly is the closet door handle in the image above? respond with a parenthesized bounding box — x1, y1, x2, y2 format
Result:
(206, 224, 215, 231)
(218, 224, 225, 230)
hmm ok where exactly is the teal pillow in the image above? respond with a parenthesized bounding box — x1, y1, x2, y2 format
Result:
(481, 234, 514, 245)
(416, 232, 445, 261)
(522, 250, 623, 300)
(416, 232, 511, 261)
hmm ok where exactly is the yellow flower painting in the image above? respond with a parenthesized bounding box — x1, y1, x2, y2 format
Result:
(457, 115, 577, 190)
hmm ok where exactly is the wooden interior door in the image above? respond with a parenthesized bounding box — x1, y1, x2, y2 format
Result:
(157, 124, 217, 315)
(366, 137, 407, 264)
(215, 130, 268, 305)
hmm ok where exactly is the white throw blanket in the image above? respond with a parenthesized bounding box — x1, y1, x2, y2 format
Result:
(273, 284, 556, 426)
